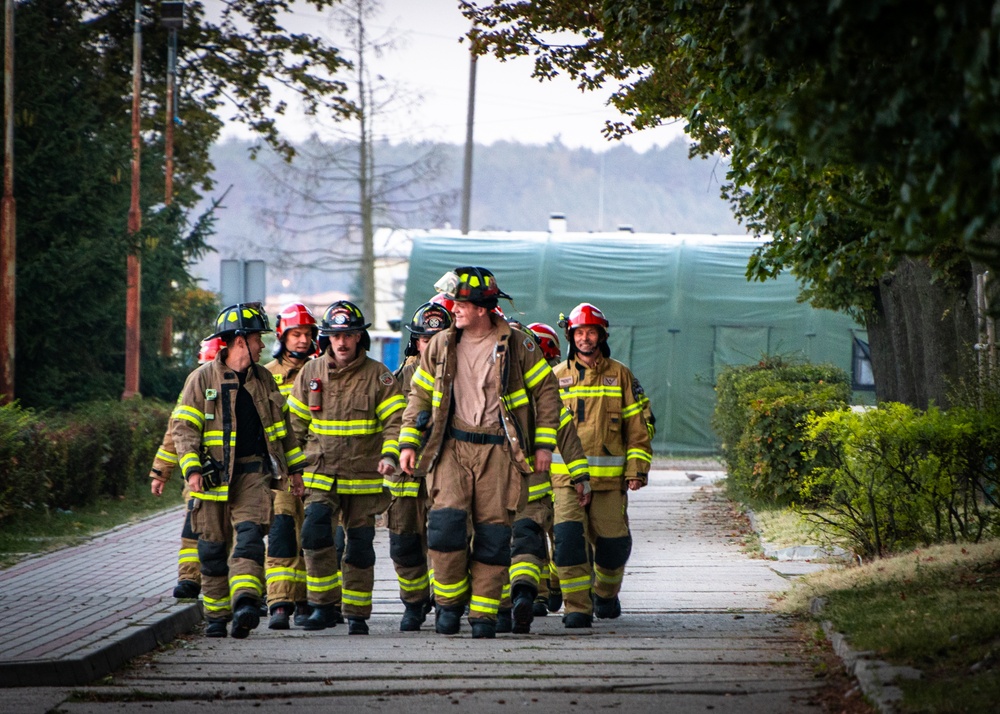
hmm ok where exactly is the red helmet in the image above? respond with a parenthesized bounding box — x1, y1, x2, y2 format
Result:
(429, 293, 455, 313)
(198, 336, 225, 365)
(528, 322, 561, 362)
(560, 303, 610, 359)
(273, 302, 318, 359)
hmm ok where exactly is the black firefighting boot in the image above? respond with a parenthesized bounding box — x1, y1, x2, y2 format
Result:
(547, 589, 563, 613)
(470, 618, 496, 639)
(563, 612, 593, 629)
(268, 603, 293, 630)
(533, 597, 549, 617)
(495, 608, 513, 633)
(204, 618, 228, 638)
(434, 606, 463, 635)
(231, 597, 261, 639)
(293, 601, 312, 627)
(173, 579, 200, 599)
(400, 600, 429, 632)
(348, 617, 369, 635)
(511, 585, 536, 634)
(302, 604, 340, 631)
(594, 594, 622, 619)
(331, 605, 346, 625)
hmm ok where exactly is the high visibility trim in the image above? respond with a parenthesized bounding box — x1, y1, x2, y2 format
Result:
(303, 472, 335, 490)
(202, 594, 229, 613)
(400, 426, 422, 448)
(308, 418, 383, 437)
(433, 576, 470, 599)
(559, 385, 623, 400)
(336, 478, 384, 495)
(385, 478, 420, 498)
(432, 390, 443, 408)
(593, 567, 624, 585)
(534, 426, 557, 448)
(382, 439, 401, 459)
(156, 447, 178, 464)
(264, 421, 288, 441)
(412, 367, 434, 393)
(202, 430, 236, 448)
(527, 480, 553, 502)
(376, 394, 406, 420)
(288, 395, 311, 420)
(307, 573, 342, 593)
(179, 452, 201, 476)
(265, 567, 298, 583)
(342, 588, 373, 607)
(191, 485, 229, 501)
(177, 548, 199, 565)
(286, 446, 306, 469)
(501, 583, 511, 599)
(469, 595, 501, 616)
(502, 388, 529, 410)
(628, 448, 652, 464)
(559, 407, 574, 429)
(509, 562, 541, 583)
(398, 573, 430, 592)
(173, 405, 205, 429)
(552, 454, 623, 477)
(229, 573, 264, 595)
(278, 382, 294, 397)
(621, 402, 644, 419)
(559, 575, 591, 593)
(524, 358, 553, 389)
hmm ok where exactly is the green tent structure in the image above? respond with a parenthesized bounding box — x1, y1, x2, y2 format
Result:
(402, 232, 873, 454)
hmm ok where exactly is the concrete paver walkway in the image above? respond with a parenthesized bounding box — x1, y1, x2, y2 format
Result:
(1, 471, 839, 713)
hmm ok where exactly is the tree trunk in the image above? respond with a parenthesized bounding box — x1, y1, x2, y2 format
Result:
(865, 256, 977, 409)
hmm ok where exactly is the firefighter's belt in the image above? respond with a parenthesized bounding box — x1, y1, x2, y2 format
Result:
(448, 427, 505, 445)
(232, 460, 264, 475)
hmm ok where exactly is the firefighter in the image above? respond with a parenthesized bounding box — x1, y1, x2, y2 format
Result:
(553, 303, 652, 621)
(170, 303, 306, 638)
(386, 300, 453, 631)
(288, 300, 405, 635)
(398, 267, 563, 639)
(263, 302, 319, 630)
(150, 336, 225, 600)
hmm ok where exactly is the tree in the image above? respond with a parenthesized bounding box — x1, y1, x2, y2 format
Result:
(459, 0, 998, 408)
(258, 0, 455, 321)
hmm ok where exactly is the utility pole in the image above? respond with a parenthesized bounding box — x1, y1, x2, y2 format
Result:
(460, 42, 477, 235)
(0, 0, 16, 404)
(160, 1, 184, 357)
(123, 0, 143, 399)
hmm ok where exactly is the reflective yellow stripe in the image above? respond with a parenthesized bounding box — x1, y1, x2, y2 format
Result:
(432, 390, 443, 408)
(173, 404, 205, 429)
(433, 576, 470, 599)
(309, 418, 382, 436)
(527, 480, 553, 502)
(560, 385, 623, 399)
(264, 422, 287, 440)
(336, 478, 384, 495)
(509, 562, 541, 583)
(524, 358, 553, 389)
(202, 430, 236, 448)
(287, 395, 311, 420)
(382, 439, 400, 458)
(303, 472, 334, 490)
(400, 426, 422, 447)
(559, 407, 574, 429)
(265, 567, 298, 583)
(398, 573, 430, 591)
(551, 454, 624, 478)
(278, 382, 293, 397)
(202, 594, 229, 613)
(628, 448, 652, 464)
(621, 401, 643, 419)
(376, 394, 406, 420)
(559, 575, 591, 593)
(469, 595, 500, 616)
(534, 426, 557, 447)
(229, 573, 263, 595)
(177, 548, 199, 564)
(179, 452, 201, 476)
(191, 485, 229, 501)
(157, 447, 178, 464)
(385, 478, 420, 498)
(502, 388, 529, 410)
(594, 567, 624, 584)
(342, 588, 372, 607)
(286, 446, 305, 468)
(412, 367, 434, 392)
(307, 573, 342, 593)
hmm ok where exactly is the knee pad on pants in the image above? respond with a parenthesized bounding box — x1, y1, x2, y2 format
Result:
(343, 526, 376, 569)
(427, 508, 468, 552)
(472, 522, 512, 566)
(233, 521, 266, 565)
(389, 531, 425, 568)
(301, 503, 335, 550)
(594, 534, 632, 571)
(198, 539, 228, 577)
(511, 518, 547, 561)
(180, 506, 199, 541)
(553, 521, 588, 567)
(268, 513, 298, 559)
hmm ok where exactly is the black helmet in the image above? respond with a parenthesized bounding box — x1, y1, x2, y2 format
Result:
(318, 300, 371, 352)
(406, 302, 453, 336)
(434, 266, 511, 307)
(209, 302, 272, 340)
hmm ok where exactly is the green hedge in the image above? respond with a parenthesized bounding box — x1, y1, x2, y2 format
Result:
(713, 357, 852, 505)
(803, 403, 1000, 557)
(0, 399, 171, 521)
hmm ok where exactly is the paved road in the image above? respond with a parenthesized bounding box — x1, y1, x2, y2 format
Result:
(3, 471, 838, 713)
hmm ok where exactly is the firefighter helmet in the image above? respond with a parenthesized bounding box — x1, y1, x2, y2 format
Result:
(528, 322, 561, 362)
(559, 302, 610, 359)
(429, 293, 455, 313)
(272, 302, 318, 359)
(434, 266, 511, 305)
(407, 302, 453, 336)
(209, 302, 272, 340)
(318, 300, 371, 352)
(197, 336, 225, 364)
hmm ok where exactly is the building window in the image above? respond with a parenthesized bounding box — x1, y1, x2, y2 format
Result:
(852, 337, 876, 391)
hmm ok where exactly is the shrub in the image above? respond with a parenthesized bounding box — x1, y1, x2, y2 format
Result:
(802, 403, 1000, 558)
(713, 357, 851, 505)
(0, 403, 45, 519)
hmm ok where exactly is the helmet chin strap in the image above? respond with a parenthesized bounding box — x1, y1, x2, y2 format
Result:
(286, 348, 312, 360)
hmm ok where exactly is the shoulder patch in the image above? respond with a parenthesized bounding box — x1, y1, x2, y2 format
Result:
(603, 376, 618, 386)
(523, 336, 535, 352)
(558, 376, 574, 388)
(273, 374, 283, 384)
(380, 372, 395, 386)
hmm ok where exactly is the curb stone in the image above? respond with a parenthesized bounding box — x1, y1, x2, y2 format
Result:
(811, 597, 922, 714)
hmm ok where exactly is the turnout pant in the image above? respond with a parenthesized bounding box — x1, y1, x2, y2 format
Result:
(386, 482, 431, 605)
(552, 485, 594, 615)
(189, 459, 272, 621)
(177, 483, 201, 585)
(426, 420, 524, 624)
(265, 488, 306, 609)
(509, 490, 551, 601)
(588, 489, 632, 600)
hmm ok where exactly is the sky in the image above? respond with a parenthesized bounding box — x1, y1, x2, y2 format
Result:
(214, 0, 688, 153)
